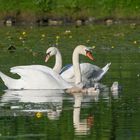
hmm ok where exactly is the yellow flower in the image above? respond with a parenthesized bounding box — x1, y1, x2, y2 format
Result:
(111, 46, 115, 48)
(41, 34, 45, 38)
(133, 41, 137, 44)
(92, 45, 96, 49)
(22, 31, 26, 35)
(56, 36, 60, 39)
(36, 112, 43, 118)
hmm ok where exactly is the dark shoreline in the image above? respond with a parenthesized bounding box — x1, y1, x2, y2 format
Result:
(1, 14, 140, 27)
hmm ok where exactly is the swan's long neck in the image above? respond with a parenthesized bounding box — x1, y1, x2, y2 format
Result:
(53, 50, 62, 73)
(72, 48, 82, 85)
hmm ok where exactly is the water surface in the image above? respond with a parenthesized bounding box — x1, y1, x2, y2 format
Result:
(0, 25, 140, 140)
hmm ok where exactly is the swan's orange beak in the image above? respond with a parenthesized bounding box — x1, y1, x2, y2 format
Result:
(45, 54, 50, 62)
(86, 51, 95, 61)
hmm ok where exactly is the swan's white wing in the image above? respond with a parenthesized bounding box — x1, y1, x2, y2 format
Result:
(60, 65, 75, 83)
(61, 63, 110, 87)
(80, 63, 102, 79)
(60, 63, 101, 83)
(94, 63, 111, 81)
(11, 65, 59, 81)
(80, 63, 111, 82)
(11, 65, 51, 73)
(10, 66, 72, 89)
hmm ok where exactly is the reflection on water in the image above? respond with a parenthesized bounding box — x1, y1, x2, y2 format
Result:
(1, 90, 64, 120)
(0, 87, 113, 137)
(0, 80, 140, 139)
(73, 92, 97, 135)
(0, 25, 140, 139)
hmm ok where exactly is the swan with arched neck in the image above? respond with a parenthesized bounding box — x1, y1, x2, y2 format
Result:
(0, 45, 98, 92)
(45, 47, 111, 87)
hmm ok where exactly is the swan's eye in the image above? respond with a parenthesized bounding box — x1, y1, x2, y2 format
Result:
(46, 51, 51, 56)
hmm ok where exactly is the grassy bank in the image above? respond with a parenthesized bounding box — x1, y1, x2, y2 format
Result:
(0, 0, 140, 24)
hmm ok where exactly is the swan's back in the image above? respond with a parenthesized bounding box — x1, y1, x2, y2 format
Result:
(10, 66, 72, 89)
(60, 62, 111, 87)
(61, 63, 102, 82)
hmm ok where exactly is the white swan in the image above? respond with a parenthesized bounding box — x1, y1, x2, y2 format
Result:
(0, 67, 72, 89)
(16, 47, 110, 88)
(61, 63, 111, 87)
(45, 47, 111, 87)
(0, 45, 95, 90)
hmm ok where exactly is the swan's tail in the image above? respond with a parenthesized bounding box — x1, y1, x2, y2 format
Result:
(94, 63, 111, 82)
(100, 62, 111, 78)
(102, 62, 111, 73)
(0, 71, 16, 89)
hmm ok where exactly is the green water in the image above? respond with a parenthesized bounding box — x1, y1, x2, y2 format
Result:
(0, 25, 140, 140)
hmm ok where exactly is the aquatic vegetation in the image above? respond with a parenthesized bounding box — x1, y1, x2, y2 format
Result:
(69, 35, 72, 39)
(64, 30, 71, 35)
(133, 40, 137, 44)
(41, 34, 46, 38)
(19, 36, 23, 40)
(0, 25, 139, 56)
(22, 31, 26, 36)
(0, 24, 140, 140)
(36, 112, 43, 118)
(56, 35, 60, 40)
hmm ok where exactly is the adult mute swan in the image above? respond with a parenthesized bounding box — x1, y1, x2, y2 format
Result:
(0, 45, 94, 90)
(45, 47, 111, 87)
(0, 67, 72, 90)
(12, 46, 110, 88)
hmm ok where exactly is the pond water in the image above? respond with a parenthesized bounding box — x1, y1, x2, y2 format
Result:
(0, 24, 140, 140)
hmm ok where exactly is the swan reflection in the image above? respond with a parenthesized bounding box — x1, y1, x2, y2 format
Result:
(0, 87, 115, 136)
(72, 92, 99, 135)
(1, 89, 64, 120)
